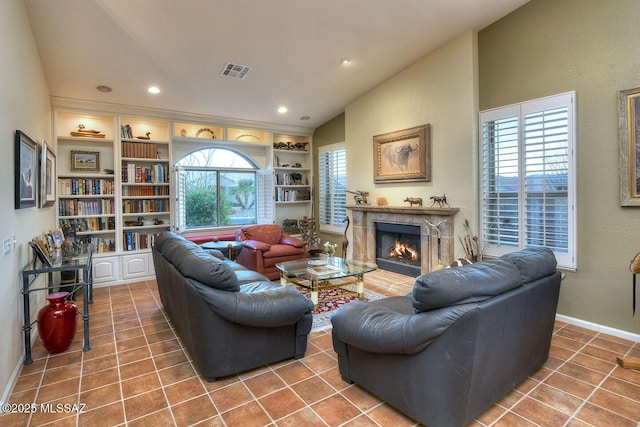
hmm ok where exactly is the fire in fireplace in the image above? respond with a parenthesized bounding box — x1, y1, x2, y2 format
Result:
(375, 222, 422, 276)
(388, 241, 418, 261)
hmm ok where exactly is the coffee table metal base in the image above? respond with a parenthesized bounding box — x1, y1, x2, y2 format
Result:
(280, 273, 365, 307)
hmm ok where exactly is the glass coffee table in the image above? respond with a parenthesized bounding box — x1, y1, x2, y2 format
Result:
(276, 257, 377, 307)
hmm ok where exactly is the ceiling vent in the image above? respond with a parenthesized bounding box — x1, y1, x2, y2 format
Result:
(221, 63, 251, 80)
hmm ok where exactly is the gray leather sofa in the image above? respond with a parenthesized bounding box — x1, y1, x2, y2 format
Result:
(331, 247, 561, 427)
(152, 231, 315, 382)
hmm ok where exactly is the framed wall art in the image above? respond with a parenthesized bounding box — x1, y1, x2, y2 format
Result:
(40, 140, 56, 208)
(70, 150, 100, 172)
(619, 87, 640, 206)
(15, 130, 38, 209)
(373, 124, 431, 184)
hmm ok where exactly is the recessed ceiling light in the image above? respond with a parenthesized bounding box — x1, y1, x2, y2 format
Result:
(300, 116, 311, 121)
(339, 57, 350, 65)
(96, 85, 112, 93)
(278, 106, 288, 114)
(148, 86, 160, 94)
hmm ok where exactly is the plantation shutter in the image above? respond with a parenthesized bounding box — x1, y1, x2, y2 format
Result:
(480, 92, 575, 269)
(522, 95, 574, 267)
(481, 107, 520, 253)
(256, 170, 274, 224)
(172, 166, 186, 233)
(318, 143, 346, 232)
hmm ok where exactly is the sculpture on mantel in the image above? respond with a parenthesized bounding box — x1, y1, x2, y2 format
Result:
(403, 197, 423, 207)
(429, 193, 450, 208)
(347, 190, 370, 205)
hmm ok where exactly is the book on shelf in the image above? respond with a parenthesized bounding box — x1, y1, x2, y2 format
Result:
(276, 188, 310, 202)
(122, 162, 168, 184)
(122, 199, 168, 213)
(58, 199, 115, 217)
(121, 141, 159, 159)
(58, 178, 114, 196)
(123, 231, 159, 251)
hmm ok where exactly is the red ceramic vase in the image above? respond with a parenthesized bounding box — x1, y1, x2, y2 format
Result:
(37, 292, 78, 353)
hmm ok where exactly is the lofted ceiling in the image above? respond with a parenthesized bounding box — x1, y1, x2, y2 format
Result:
(23, 0, 529, 130)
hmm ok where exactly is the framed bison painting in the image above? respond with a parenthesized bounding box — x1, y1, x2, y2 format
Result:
(373, 124, 431, 183)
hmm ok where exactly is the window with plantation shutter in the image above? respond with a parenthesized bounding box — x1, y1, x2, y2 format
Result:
(480, 92, 576, 269)
(318, 143, 347, 233)
(172, 166, 186, 233)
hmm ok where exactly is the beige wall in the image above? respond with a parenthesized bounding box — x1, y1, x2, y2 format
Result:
(0, 0, 54, 402)
(479, 0, 640, 334)
(344, 31, 479, 260)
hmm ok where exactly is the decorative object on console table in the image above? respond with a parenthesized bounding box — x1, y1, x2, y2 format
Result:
(15, 130, 38, 209)
(29, 240, 52, 267)
(373, 124, 431, 184)
(37, 291, 78, 354)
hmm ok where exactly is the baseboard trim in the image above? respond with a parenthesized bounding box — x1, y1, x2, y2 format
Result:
(556, 314, 640, 342)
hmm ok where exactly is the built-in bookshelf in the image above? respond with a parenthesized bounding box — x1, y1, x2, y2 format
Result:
(54, 111, 117, 255)
(54, 105, 313, 285)
(273, 133, 312, 228)
(120, 117, 171, 252)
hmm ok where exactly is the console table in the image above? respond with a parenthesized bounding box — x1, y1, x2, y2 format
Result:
(21, 248, 93, 365)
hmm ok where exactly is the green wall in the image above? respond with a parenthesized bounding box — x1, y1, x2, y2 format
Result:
(312, 113, 346, 250)
(479, 0, 640, 334)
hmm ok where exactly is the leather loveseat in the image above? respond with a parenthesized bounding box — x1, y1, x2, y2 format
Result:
(152, 231, 314, 381)
(235, 224, 307, 280)
(331, 247, 562, 427)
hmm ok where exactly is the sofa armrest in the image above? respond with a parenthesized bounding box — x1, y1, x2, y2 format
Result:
(241, 239, 271, 251)
(193, 280, 314, 327)
(280, 234, 306, 248)
(331, 300, 476, 355)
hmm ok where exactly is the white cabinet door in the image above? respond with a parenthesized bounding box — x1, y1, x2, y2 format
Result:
(121, 252, 152, 280)
(93, 256, 119, 284)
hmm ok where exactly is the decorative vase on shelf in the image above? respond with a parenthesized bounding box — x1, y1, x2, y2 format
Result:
(37, 292, 78, 354)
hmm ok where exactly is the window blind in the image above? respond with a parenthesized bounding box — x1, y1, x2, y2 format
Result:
(480, 92, 576, 269)
(318, 143, 347, 232)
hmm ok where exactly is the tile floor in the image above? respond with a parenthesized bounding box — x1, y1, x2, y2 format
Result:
(1, 269, 640, 426)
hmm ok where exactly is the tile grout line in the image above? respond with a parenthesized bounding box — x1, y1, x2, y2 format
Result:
(143, 279, 227, 426)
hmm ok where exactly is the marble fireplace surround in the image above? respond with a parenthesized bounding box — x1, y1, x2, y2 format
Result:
(348, 205, 459, 275)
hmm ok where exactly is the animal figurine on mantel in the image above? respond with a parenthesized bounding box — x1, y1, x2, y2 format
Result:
(430, 193, 450, 208)
(347, 190, 370, 205)
(403, 197, 423, 207)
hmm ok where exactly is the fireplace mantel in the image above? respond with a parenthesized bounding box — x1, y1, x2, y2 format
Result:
(347, 205, 459, 216)
(347, 204, 460, 275)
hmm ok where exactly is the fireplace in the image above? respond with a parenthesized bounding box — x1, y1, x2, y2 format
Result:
(347, 204, 459, 275)
(375, 222, 422, 276)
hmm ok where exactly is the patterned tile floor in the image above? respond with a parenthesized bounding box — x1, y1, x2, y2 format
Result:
(1, 269, 639, 426)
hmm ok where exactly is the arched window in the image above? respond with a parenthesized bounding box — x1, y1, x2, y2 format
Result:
(175, 148, 259, 230)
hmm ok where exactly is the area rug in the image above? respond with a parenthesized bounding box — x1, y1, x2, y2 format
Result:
(296, 285, 386, 333)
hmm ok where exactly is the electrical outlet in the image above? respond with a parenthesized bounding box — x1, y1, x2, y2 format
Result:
(3, 238, 11, 256)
